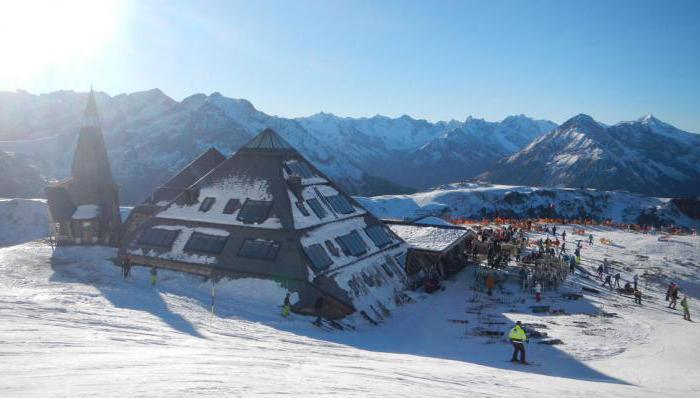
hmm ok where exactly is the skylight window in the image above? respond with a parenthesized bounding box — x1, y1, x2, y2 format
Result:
(237, 199, 273, 224)
(238, 239, 281, 260)
(286, 160, 314, 179)
(364, 225, 393, 248)
(184, 232, 228, 254)
(199, 197, 216, 212)
(138, 228, 180, 248)
(295, 201, 310, 217)
(324, 240, 340, 257)
(223, 198, 241, 214)
(325, 194, 355, 215)
(306, 198, 327, 219)
(303, 244, 333, 271)
(335, 230, 368, 256)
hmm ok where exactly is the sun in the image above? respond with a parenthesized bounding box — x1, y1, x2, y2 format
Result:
(0, 0, 124, 80)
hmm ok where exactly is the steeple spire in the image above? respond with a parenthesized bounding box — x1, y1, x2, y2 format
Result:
(83, 87, 100, 127)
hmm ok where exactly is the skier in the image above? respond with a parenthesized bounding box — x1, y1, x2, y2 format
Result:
(122, 256, 132, 279)
(634, 288, 642, 304)
(569, 255, 576, 274)
(681, 296, 691, 321)
(149, 267, 157, 286)
(282, 292, 291, 317)
(552, 225, 557, 237)
(614, 273, 621, 288)
(633, 274, 639, 290)
(597, 264, 604, 280)
(669, 286, 679, 309)
(314, 295, 325, 325)
(560, 242, 567, 254)
(602, 274, 614, 290)
(666, 282, 676, 301)
(535, 282, 542, 302)
(589, 234, 594, 245)
(562, 230, 567, 241)
(508, 321, 528, 364)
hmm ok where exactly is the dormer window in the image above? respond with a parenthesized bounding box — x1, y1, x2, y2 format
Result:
(199, 197, 216, 212)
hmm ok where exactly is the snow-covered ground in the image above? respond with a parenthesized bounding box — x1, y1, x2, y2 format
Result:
(0, 225, 698, 397)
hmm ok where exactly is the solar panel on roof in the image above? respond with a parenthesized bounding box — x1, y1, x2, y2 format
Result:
(364, 225, 393, 248)
(139, 228, 180, 248)
(286, 161, 314, 179)
(303, 244, 333, 271)
(184, 232, 228, 254)
(237, 199, 273, 224)
(326, 194, 355, 214)
(335, 230, 368, 256)
(238, 239, 280, 260)
(306, 198, 327, 219)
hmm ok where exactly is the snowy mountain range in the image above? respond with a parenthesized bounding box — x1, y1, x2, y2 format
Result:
(0, 89, 556, 204)
(479, 114, 700, 197)
(1, 89, 698, 203)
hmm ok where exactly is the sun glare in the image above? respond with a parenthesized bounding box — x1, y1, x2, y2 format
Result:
(0, 0, 124, 80)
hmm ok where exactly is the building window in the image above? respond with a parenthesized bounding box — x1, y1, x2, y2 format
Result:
(184, 232, 228, 254)
(295, 201, 310, 217)
(237, 199, 273, 224)
(324, 240, 340, 257)
(303, 243, 333, 271)
(364, 225, 393, 248)
(306, 198, 327, 219)
(325, 194, 355, 214)
(139, 228, 180, 248)
(286, 160, 314, 179)
(335, 230, 368, 256)
(238, 238, 281, 260)
(223, 199, 241, 214)
(199, 197, 216, 212)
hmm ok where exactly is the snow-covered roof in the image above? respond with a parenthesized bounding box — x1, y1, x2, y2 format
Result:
(412, 216, 453, 226)
(387, 223, 470, 253)
(72, 204, 100, 220)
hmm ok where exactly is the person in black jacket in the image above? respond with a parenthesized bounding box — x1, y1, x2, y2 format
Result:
(314, 295, 324, 324)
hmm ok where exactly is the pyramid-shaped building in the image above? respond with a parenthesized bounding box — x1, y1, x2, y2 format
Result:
(119, 128, 409, 319)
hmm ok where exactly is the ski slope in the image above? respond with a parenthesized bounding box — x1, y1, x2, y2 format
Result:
(0, 227, 698, 397)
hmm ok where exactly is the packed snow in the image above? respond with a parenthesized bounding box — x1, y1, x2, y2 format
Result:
(388, 223, 470, 252)
(0, 224, 698, 396)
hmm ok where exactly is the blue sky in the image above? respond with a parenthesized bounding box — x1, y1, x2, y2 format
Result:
(3, 0, 699, 132)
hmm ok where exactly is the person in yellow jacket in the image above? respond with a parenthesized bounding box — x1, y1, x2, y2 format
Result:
(509, 321, 528, 364)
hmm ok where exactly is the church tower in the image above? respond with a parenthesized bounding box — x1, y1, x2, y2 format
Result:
(45, 89, 122, 246)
